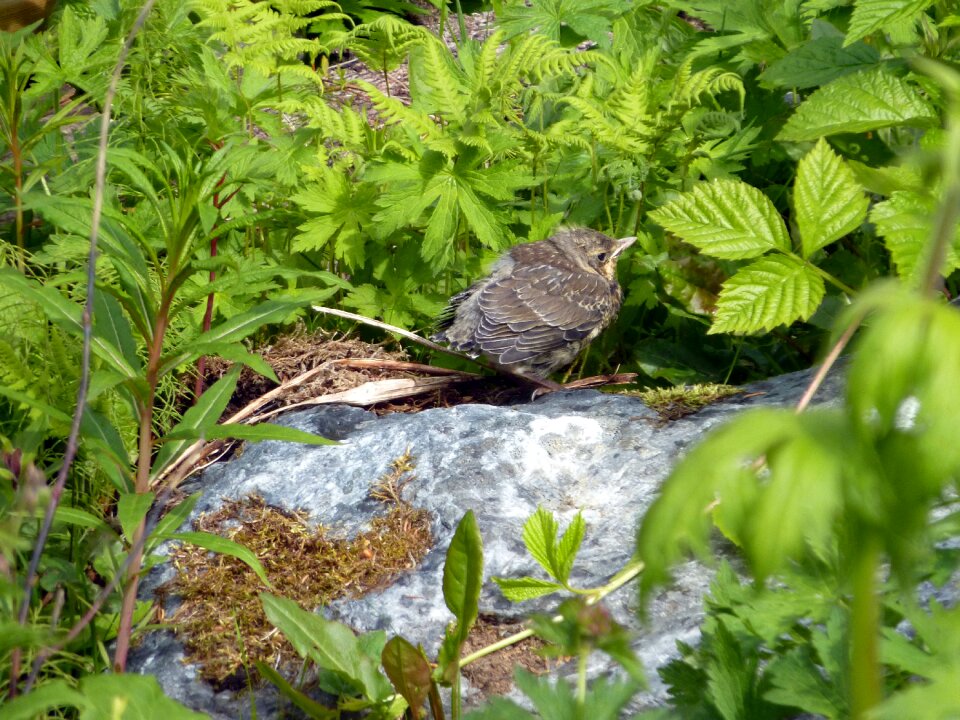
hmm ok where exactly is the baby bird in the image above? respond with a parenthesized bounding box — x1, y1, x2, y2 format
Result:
(431, 228, 636, 379)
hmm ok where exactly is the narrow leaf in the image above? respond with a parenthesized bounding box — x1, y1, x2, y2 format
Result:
(255, 661, 338, 719)
(649, 180, 791, 259)
(169, 531, 271, 588)
(710, 255, 825, 335)
(521, 507, 560, 579)
(151, 365, 241, 479)
(556, 512, 585, 584)
(493, 576, 564, 602)
(117, 491, 155, 543)
(164, 422, 334, 445)
(442, 510, 484, 643)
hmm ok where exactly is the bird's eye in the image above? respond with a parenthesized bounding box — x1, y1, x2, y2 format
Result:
(596, 252, 607, 262)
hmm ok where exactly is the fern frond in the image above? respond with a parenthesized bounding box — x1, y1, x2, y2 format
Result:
(356, 79, 439, 137)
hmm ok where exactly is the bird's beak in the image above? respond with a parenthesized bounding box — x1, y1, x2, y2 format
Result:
(612, 236, 637, 258)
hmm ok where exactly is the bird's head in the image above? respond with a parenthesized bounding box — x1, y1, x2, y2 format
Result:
(561, 228, 637, 280)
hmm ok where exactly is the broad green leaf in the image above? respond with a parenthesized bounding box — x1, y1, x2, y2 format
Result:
(0, 270, 137, 379)
(710, 255, 825, 335)
(794, 138, 869, 258)
(80, 407, 131, 491)
(649, 180, 791, 259)
(0, 679, 87, 720)
(845, 0, 936, 46)
(260, 593, 393, 702)
(117, 492, 155, 543)
(422, 174, 459, 266)
(871, 665, 960, 720)
(637, 410, 806, 597)
(442, 510, 483, 643)
(381, 636, 432, 717)
(79, 674, 207, 719)
(778, 69, 936, 141)
(255, 661, 338, 719)
(759, 33, 881, 89)
(165, 422, 335, 446)
(492, 576, 564, 601)
(745, 420, 844, 581)
(870, 190, 960, 285)
(168, 531, 271, 587)
(151, 365, 241, 479)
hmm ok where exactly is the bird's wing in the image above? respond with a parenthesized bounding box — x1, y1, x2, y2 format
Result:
(474, 266, 614, 364)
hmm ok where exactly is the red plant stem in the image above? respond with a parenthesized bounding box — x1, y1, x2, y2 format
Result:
(192, 175, 238, 401)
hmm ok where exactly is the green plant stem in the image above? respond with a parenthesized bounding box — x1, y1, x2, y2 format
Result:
(576, 650, 588, 708)
(850, 533, 882, 719)
(804, 258, 857, 296)
(459, 560, 645, 668)
(453, 0, 467, 45)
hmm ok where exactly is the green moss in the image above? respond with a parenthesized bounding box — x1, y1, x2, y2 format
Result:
(624, 383, 742, 422)
(157, 452, 432, 687)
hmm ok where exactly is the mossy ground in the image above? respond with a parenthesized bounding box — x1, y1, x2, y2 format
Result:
(157, 453, 432, 687)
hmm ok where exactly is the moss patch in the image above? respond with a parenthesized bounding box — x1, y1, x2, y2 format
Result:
(624, 383, 742, 422)
(157, 453, 432, 688)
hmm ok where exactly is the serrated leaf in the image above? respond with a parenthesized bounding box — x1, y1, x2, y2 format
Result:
(870, 190, 960, 285)
(521, 507, 560, 579)
(778, 69, 936, 141)
(443, 510, 483, 643)
(794, 138, 869, 258)
(556, 512, 585, 583)
(492, 576, 564, 601)
(845, 0, 936, 46)
(710, 255, 825, 334)
(650, 180, 790, 259)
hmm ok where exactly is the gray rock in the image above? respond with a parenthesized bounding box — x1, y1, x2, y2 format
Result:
(130, 366, 846, 718)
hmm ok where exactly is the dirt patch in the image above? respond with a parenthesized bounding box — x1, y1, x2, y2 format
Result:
(460, 615, 554, 702)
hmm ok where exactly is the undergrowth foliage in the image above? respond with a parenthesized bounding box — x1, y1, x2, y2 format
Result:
(1, 0, 960, 717)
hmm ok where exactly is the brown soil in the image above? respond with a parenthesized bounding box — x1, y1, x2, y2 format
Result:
(461, 615, 555, 702)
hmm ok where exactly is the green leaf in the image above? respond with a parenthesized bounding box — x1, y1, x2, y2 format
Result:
(759, 33, 881, 89)
(556, 512, 585, 583)
(0, 623, 58, 653)
(151, 365, 241, 479)
(381, 636, 432, 718)
(255, 661, 338, 719)
(78, 674, 207, 719)
(54, 506, 113, 532)
(158, 340, 277, 380)
(117, 492, 155, 543)
(845, 0, 936, 46)
(165, 422, 335, 446)
(778, 69, 937, 142)
(492, 576, 564, 602)
(93, 290, 140, 371)
(709, 255, 825, 335)
(0, 269, 138, 379)
(649, 180, 791, 259)
(146, 494, 200, 552)
(168, 531, 271, 588)
(521, 507, 560, 579)
(794, 138, 869, 258)
(260, 593, 393, 702)
(443, 510, 484, 643)
(870, 190, 960, 285)
(0, 680, 87, 720)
